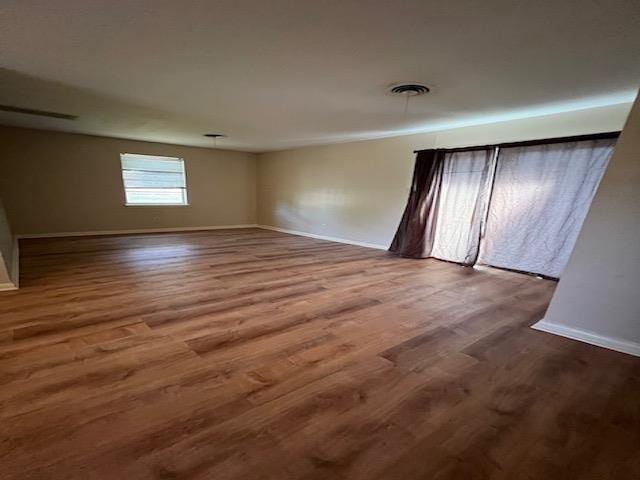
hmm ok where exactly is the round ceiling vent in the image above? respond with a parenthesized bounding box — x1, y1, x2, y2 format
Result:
(389, 82, 431, 96)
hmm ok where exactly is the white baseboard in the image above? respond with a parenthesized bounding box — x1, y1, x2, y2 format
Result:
(0, 282, 17, 292)
(15, 224, 259, 239)
(532, 319, 640, 357)
(258, 225, 388, 250)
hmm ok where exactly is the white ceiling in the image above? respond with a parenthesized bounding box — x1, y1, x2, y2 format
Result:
(1, 0, 639, 152)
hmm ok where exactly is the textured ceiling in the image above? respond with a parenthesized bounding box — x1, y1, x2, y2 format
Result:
(0, 0, 639, 152)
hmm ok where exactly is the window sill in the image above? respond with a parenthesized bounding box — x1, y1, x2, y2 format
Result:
(124, 203, 190, 207)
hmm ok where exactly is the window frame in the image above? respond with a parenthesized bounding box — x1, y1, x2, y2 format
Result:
(120, 153, 190, 207)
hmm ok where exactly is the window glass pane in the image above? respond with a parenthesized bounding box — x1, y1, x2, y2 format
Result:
(125, 188, 186, 205)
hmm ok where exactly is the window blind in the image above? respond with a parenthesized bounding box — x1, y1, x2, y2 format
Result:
(120, 154, 188, 205)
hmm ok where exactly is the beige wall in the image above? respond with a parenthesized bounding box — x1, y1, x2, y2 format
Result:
(257, 103, 631, 247)
(0, 126, 257, 235)
(538, 95, 640, 351)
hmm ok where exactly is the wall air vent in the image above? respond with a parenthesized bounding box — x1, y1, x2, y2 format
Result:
(0, 104, 77, 120)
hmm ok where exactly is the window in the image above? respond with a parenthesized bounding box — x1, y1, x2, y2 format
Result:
(120, 154, 188, 206)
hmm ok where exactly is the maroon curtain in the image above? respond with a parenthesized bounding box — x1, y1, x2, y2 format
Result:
(389, 150, 445, 258)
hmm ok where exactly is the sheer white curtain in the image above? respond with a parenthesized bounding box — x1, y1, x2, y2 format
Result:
(477, 138, 615, 277)
(431, 149, 494, 265)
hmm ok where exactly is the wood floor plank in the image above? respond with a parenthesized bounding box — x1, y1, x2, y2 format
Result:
(0, 228, 638, 479)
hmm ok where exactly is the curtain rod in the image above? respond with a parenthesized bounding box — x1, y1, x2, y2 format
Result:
(413, 131, 620, 154)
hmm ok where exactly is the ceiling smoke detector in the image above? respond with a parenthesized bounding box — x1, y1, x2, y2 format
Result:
(389, 83, 431, 96)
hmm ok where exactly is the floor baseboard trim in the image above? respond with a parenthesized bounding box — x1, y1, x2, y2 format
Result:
(532, 319, 640, 357)
(258, 225, 388, 250)
(15, 224, 259, 240)
(0, 282, 18, 292)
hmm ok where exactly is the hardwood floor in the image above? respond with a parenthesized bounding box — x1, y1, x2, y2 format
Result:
(1, 228, 638, 479)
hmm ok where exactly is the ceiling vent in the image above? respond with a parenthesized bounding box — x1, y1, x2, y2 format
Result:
(0, 104, 77, 120)
(389, 83, 431, 96)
